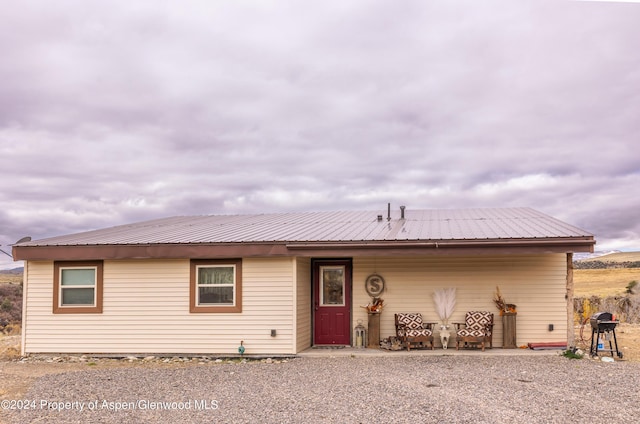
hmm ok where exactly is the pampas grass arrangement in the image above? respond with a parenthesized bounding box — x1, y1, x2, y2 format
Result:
(433, 288, 456, 326)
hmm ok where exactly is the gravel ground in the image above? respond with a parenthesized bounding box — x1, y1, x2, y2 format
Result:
(3, 355, 639, 424)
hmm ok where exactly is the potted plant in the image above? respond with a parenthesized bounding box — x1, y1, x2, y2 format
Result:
(361, 297, 384, 313)
(493, 286, 516, 315)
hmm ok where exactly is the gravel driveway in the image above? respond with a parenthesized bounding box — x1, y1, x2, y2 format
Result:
(4, 355, 639, 423)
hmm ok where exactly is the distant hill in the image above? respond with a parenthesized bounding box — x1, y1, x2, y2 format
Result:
(578, 252, 640, 263)
(575, 251, 640, 269)
(573, 250, 621, 261)
(0, 267, 23, 275)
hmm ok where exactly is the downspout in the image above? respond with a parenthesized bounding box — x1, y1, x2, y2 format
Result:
(291, 257, 297, 355)
(566, 253, 574, 348)
(21, 261, 28, 356)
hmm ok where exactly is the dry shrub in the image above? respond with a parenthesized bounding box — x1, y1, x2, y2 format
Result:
(0, 282, 22, 324)
(3, 322, 21, 335)
(621, 296, 640, 322)
(0, 345, 21, 360)
(573, 296, 601, 323)
(574, 295, 640, 324)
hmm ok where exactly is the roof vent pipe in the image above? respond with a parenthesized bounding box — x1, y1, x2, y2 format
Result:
(387, 203, 391, 221)
(400, 205, 406, 219)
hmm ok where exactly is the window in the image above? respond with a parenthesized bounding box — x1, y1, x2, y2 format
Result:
(320, 265, 345, 306)
(53, 261, 103, 314)
(190, 259, 242, 313)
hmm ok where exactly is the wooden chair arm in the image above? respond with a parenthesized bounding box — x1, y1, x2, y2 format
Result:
(453, 322, 464, 329)
(423, 322, 437, 330)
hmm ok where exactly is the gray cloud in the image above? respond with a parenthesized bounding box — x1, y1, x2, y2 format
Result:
(2, 0, 640, 268)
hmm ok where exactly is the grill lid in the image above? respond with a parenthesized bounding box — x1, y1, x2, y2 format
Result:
(590, 312, 617, 331)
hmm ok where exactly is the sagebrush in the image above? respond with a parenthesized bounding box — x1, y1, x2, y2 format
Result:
(574, 294, 640, 324)
(0, 283, 22, 325)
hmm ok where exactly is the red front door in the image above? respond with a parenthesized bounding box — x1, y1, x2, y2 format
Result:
(313, 260, 351, 345)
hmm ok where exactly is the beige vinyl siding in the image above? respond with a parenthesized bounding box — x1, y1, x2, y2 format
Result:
(353, 254, 568, 348)
(295, 257, 312, 352)
(23, 258, 297, 355)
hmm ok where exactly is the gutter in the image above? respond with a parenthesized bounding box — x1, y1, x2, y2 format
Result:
(12, 236, 595, 261)
(285, 237, 596, 250)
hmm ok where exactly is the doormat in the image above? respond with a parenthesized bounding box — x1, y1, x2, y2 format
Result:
(527, 342, 567, 350)
(312, 345, 346, 349)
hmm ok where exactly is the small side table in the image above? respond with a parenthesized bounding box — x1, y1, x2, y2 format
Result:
(502, 312, 517, 348)
(367, 312, 381, 348)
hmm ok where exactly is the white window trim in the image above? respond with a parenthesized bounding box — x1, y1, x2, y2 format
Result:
(58, 266, 98, 308)
(196, 264, 236, 307)
(53, 261, 103, 314)
(190, 259, 242, 314)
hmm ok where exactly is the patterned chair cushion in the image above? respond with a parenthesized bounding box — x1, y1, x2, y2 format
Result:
(406, 328, 433, 337)
(457, 329, 485, 337)
(456, 311, 492, 338)
(397, 313, 433, 338)
(464, 311, 492, 331)
(396, 313, 425, 329)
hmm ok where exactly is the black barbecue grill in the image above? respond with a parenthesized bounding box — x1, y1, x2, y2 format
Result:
(589, 312, 623, 359)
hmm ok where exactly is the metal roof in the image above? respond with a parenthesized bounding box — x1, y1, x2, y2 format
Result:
(17, 207, 593, 247)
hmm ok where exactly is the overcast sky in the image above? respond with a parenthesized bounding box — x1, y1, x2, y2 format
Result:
(1, 0, 639, 269)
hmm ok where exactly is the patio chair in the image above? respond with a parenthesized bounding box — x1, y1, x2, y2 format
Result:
(394, 313, 435, 351)
(454, 311, 494, 351)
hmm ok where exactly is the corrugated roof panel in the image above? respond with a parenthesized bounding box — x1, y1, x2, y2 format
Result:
(18, 207, 593, 247)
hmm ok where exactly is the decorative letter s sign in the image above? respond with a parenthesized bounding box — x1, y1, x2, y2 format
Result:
(365, 274, 385, 297)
